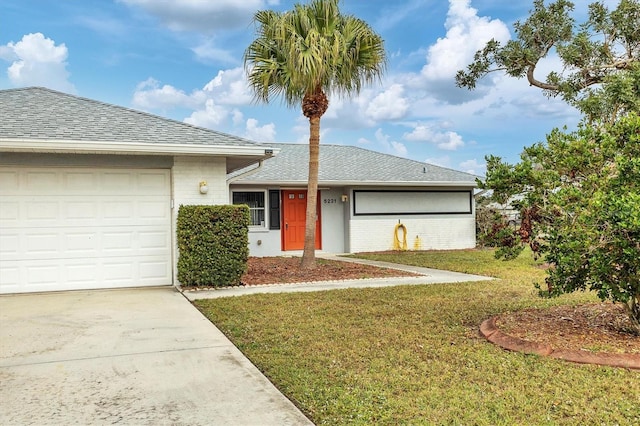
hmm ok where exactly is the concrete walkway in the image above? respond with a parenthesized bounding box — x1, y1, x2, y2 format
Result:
(184, 255, 494, 301)
(0, 287, 313, 426)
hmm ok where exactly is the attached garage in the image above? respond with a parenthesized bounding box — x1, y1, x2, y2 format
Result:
(0, 167, 172, 293)
(0, 86, 276, 294)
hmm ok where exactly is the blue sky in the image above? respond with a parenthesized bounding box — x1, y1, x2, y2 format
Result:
(0, 0, 611, 176)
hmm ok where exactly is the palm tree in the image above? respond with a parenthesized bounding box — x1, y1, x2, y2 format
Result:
(244, 0, 386, 269)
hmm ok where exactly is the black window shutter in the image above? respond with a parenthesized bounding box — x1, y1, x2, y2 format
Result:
(269, 190, 281, 230)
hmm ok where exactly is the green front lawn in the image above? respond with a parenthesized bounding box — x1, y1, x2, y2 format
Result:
(194, 249, 640, 425)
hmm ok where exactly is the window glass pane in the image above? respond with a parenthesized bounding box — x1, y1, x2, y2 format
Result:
(233, 192, 266, 226)
(233, 192, 264, 208)
(250, 209, 265, 226)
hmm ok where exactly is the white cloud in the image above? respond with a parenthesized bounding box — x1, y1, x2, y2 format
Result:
(118, 0, 277, 32)
(0, 33, 74, 92)
(131, 67, 257, 132)
(244, 118, 276, 142)
(425, 155, 451, 168)
(422, 0, 510, 81)
(402, 0, 511, 103)
(184, 99, 229, 128)
(365, 84, 409, 121)
(118, 0, 282, 66)
(192, 39, 239, 64)
(132, 78, 205, 110)
(403, 122, 465, 151)
(375, 128, 408, 157)
(459, 158, 485, 176)
(232, 109, 244, 126)
(202, 67, 253, 106)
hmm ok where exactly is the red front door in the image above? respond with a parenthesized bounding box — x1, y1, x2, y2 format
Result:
(282, 190, 321, 251)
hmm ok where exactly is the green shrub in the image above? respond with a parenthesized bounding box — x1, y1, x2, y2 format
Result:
(177, 205, 249, 287)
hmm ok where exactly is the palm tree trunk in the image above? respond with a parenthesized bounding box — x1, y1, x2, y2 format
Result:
(301, 115, 320, 269)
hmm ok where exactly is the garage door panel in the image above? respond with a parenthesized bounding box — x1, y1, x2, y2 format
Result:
(1, 256, 171, 292)
(139, 231, 170, 250)
(0, 233, 19, 254)
(138, 171, 170, 189)
(2, 197, 169, 226)
(0, 169, 19, 189)
(65, 201, 97, 219)
(3, 228, 170, 260)
(0, 267, 19, 291)
(0, 200, 19, 222)
(65, 231, 99, 253)
(0, 167, 172, 293)
(1, 170, 171, 196)
(26, 171, 61, 192)
(65, 171, 98, 190)
(26, 233, 60, 254)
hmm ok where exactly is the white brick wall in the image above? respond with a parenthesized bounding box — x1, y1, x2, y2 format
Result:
(171, 156, 228, 283)
(349, 217, 476, 253)
(172, 156, 228, 207)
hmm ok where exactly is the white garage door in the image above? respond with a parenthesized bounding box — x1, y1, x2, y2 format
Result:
(0, 167, 172, 293)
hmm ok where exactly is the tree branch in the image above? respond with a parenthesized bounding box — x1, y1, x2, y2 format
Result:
(526, 65, 559, 91)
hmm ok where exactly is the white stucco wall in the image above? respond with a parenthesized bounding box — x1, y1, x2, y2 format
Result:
(172, 156, 228, 207)
(349, 216, 476, 253)
(318, 188, 345, 253)
(171, 156, 227, 283)
(247, 228, 283, 256)
(236, 185, 477, 256)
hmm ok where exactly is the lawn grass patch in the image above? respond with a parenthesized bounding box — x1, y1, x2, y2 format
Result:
(194, 249, 640, 425)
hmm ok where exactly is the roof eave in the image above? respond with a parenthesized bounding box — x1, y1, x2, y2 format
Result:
(0, 138, 279, 158)
(230, 179, 477, 188)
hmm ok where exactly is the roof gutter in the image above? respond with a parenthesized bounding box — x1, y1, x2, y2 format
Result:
(0, 139, 280, 158)
(230, 180, 478, 188)
(227, 160, 266, 184)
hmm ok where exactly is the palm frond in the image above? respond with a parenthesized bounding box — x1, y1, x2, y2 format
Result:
(244, 0, 386, 108)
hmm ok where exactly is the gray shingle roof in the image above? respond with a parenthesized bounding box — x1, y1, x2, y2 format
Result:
(231, 143, 478, 186)
(0, 86, 262, 147)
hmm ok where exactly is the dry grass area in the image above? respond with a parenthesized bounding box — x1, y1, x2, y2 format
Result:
(195, 250, 640, 425)
(243, 255, 638, 354)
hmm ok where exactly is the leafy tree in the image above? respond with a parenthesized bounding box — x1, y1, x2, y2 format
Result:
(456, 0, 640, 124)
(481, 115, 640, 331)
(458, 0, 640, 331)
(244, 0, 386, 268)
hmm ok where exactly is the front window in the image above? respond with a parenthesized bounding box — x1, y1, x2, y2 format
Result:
(232, 192, 265, 226)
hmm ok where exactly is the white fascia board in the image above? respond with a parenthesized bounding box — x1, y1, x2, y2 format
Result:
(231, 180, 477, 187)
(0, 139, 279, 157)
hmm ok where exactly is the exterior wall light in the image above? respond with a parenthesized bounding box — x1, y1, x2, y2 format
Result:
(199, 181, 209, 194)
(341, 194, 348, 202)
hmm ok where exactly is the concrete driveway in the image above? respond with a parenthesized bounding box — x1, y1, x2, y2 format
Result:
(0, 287, 312, 425)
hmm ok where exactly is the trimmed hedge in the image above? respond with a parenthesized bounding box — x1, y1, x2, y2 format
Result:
(177, 205, 250, 287)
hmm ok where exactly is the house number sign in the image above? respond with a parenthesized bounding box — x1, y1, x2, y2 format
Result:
(323, 198, 337, 204)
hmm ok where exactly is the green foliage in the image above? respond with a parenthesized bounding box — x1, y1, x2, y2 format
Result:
(474, 195, 520, 248)
(459, 0, 640, 328)
(177, 205, 250, 287)
(244, 0, 386, 107)
(456, 0, 640, 123)
(480, 115, 640, 329)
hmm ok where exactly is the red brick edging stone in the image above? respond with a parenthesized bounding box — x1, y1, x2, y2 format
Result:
(480, 316, 640, 370)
